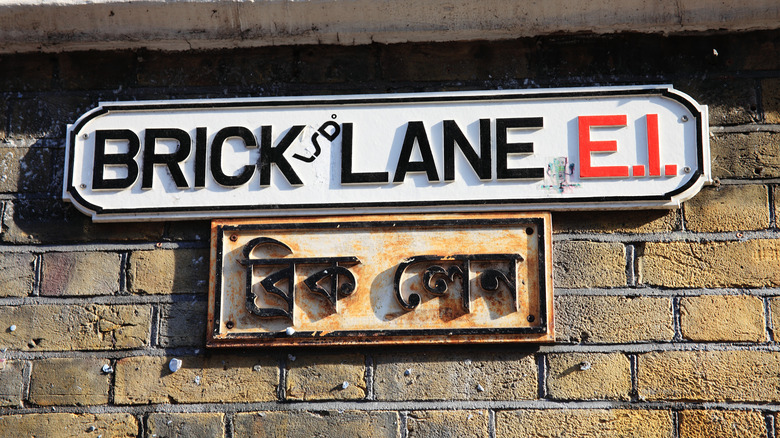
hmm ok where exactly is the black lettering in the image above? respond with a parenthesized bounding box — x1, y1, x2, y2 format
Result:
(443, 119, 491, 181)
(194, 127, 208, 188)
(496, 117, 544, 180)
(393, 121, 439, 183)
(92, 129, 140, 190)
(210, 126, 257, 187)
(341, 123, 389, 184)
(141, 128, 191, 189)
(258, 125, 305, 187)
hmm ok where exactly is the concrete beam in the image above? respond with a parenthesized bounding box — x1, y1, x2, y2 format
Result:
(1, 0, 779, 53)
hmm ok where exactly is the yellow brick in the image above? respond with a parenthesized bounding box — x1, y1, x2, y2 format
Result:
(0, 304, 151, 351)
(638, 350, 780, 402)
(680, 295, 766, 342)
(553, 209, 679, 234)
(555, 296, 674, 343)
(374, 349, 536, 401)
(147, 413, 225, 438)
(679, 410, 765, 438)
(0, 253, 34, 297)
(407, 410, 489, 438)
(762, 78, 780, 124)
(128, 248, 209, 294)
(114, 355, 278, 404)
(711, 132, 780, 179)
(233, 411, 398, 438)
(40, 252, 121, 296)
(640, 240, 780, 288)
(29, 358, 110, 406)
(546, 353, 630, 400)
(286, 353, 366, 401)
(553, 241, 625, 288)
(0, 413, 137, 438)
(496, 409, 673, 437)
(684, 185, 769, 232)
(769, 297, 780, 338)
(0, 359, 24, 407)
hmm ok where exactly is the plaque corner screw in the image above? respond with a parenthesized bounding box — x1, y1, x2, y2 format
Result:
(229, 234, 238, 242)
(681, 115, 689, 122)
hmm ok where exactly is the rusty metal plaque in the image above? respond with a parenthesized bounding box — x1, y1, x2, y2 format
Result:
(207, 213, 553, 347)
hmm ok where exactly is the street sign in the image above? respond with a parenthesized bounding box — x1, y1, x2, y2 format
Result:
(207, 213, 553, 346)
(64, 85, 709, 221)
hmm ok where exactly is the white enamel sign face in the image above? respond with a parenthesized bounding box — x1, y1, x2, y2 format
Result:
(63, 86, 710, 221)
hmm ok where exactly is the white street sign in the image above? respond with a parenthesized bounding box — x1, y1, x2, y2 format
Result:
(64, 85, 710, 221)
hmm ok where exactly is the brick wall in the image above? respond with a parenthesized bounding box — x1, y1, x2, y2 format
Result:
(0, 31, 778, 437)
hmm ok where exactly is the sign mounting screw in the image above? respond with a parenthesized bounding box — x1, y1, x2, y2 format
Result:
(82, 133, 88, 139)
(681, 115, 689, 122)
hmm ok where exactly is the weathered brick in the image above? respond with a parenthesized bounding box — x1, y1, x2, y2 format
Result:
(684, 185, 770, 232)
(41, 252, 121, 296)
(29, 358, 110, 406)
(0, 147, 52, 193)
(0, 252, 34, 297)
(216, 47, 296, 86)
(496, 409, 674, 438)
(553, 210, 679, 234)
(58, 51, 138, 90)
(114, 355, 278, 404)
(374, 348, 536, 401)
(762, 78, 780, 123)
(298, 45, 377, 83)
(0, 413, 137, 438)
(546, 353, 630, 400)
(0, 53, 55, 92)
(129, 249, 209, 294)
(164, 220, 211, 241)
(0, 359, 25, 407)
(9, 94, 94, 139)
(233, 411, 398, 438)
(640, 240, 780, 288)
(1, 197, 163, 244)
(381, 41, 530, 82)
(158, 300, 207, 347)
(0, 304, 151, 351)
(678, 78, 758, 126)
(680, 295, 766, 342)
(286, 353, 366, 401)
(679, 410, 765, 438)
(769, 297, 780, 339)
(407, 410, 488, 438)
(146, 413, 225, 438)
(638, 350, 780, 402)
(555, 296, 674, 344)
(711, 132, 780, 179)
(553, 241, 626, 288)
(136, 51, 219, 87)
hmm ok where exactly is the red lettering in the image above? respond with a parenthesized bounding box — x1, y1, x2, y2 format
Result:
(646, 114, 661, 176)
(578, 115, 629, 178)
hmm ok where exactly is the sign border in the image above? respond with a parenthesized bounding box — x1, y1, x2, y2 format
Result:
(64, 85, 710, 221)
(206, 214, 553, 347)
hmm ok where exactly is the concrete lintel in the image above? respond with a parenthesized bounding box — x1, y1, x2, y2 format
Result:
(0, 0, 779, 53)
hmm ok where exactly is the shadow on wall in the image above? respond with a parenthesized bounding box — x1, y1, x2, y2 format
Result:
(7, 132, 211, 351)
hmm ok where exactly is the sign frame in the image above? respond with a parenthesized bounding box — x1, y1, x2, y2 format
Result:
(207, 213, 554, 347)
